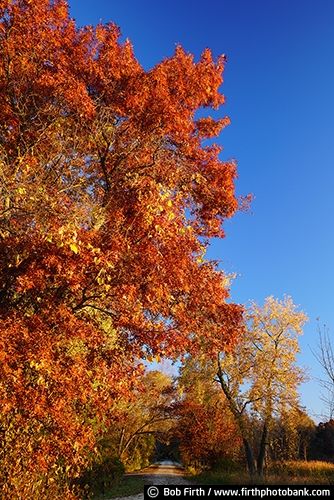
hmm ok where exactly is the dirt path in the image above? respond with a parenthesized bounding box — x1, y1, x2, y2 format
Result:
(109, 460, 194, 500)
(140, 460, 194, 485)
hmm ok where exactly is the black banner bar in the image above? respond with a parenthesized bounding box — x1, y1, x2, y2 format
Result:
(144, 485, 333, 500)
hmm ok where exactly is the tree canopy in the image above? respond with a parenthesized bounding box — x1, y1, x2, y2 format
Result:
(0, 1, 245, 497)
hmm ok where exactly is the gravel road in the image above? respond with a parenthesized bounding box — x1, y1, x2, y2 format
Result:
(109, 460, 194, 500)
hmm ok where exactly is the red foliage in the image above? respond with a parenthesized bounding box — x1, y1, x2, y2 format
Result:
(174, 399, 241, 468)
(0, 0, 247, 496)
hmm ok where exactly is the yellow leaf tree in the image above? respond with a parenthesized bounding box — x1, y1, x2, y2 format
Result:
(216, 295, 309, 476)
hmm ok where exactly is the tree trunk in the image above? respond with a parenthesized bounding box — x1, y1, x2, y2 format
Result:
(243, 438, 256, 477)
(216, 358, 256, 476)
(257, 422, 268, 477)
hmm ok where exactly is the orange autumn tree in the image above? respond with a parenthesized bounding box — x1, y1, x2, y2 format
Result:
(174, 400, 241, 469)
(174, 354, 242, 469)
(0, 0, 246, 497)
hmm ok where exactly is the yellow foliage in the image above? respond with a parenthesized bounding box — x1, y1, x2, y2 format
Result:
(219, 295, 309, 421)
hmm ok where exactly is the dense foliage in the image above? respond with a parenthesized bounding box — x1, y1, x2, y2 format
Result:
(0, 0, 246, 497)
(173, 368, 242, 469)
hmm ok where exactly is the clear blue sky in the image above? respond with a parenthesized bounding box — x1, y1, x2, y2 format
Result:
(67, 0, 334, 423)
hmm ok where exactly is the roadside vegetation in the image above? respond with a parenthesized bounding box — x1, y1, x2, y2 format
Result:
(190, 461, 334, 486)
(91, 475, 148, 500)
(90, 459, 334, 499)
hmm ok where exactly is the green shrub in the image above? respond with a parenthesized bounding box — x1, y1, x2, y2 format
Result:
(77, 455, 125, 497)
(124, 434, 156, 472)
(212, 457, 243, 474)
